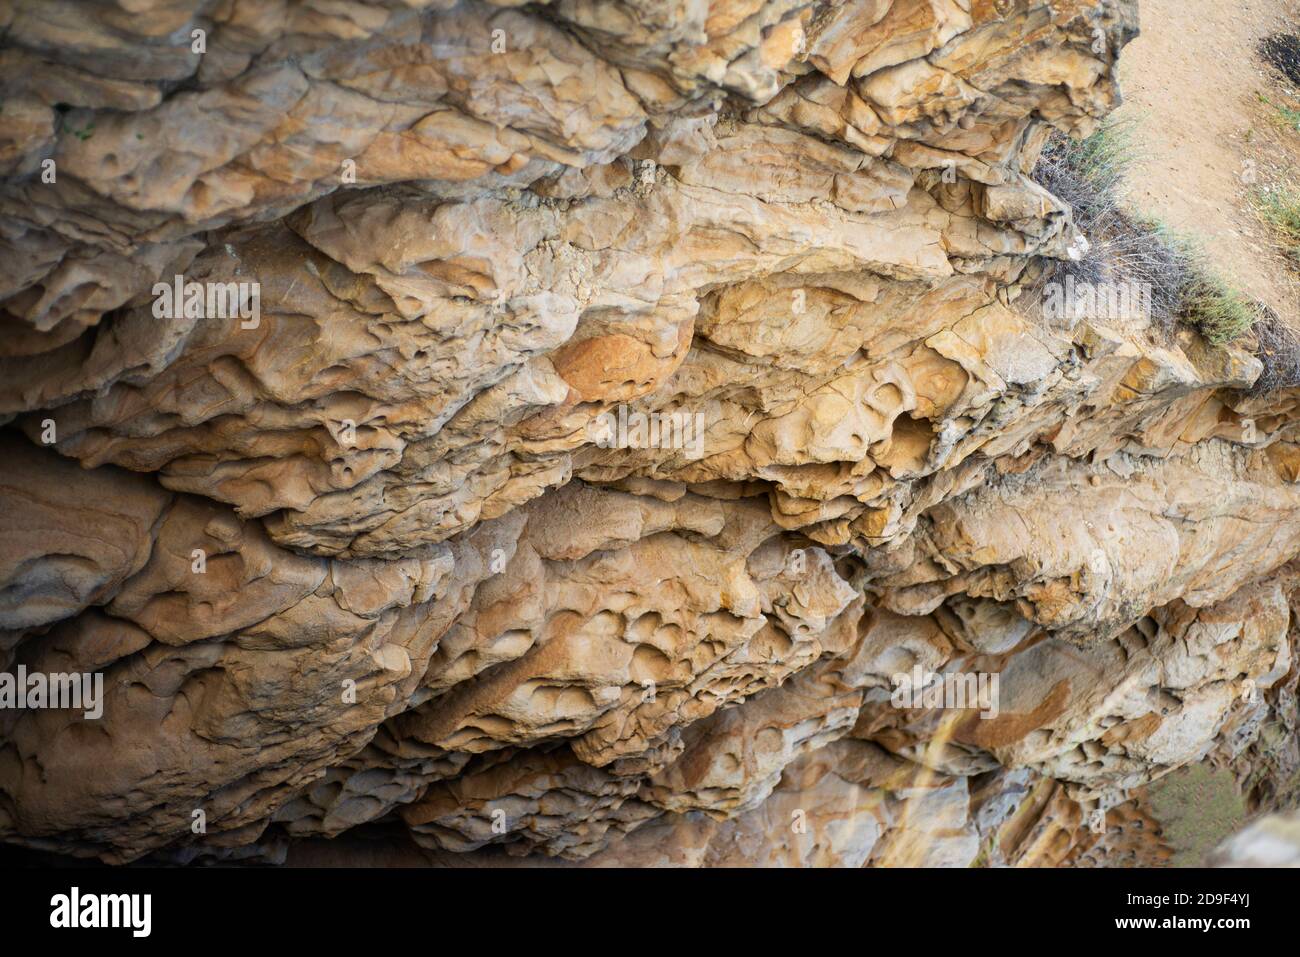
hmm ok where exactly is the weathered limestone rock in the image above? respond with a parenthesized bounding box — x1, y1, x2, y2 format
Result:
(1, 0, 1297, 867)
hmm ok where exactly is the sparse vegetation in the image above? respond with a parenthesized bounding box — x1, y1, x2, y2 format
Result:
(1247, 184, 1300, 393)
(1179, 270, 1261, 345)
(1031, 120, 1263, 346)
(1030, 121, 1190, 333)
(1273, 101, 1300, 132)
(1252, 307, 1300, 394)
(1258, 93, 1300, 132)
(56, 112, 95, 141)
(1254, 184, 1300, 266)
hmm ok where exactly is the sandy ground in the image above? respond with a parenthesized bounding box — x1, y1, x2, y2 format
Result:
(1113, 0, 1300, 327)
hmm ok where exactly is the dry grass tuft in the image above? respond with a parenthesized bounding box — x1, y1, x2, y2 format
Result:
(1031, 121, 1264, 347)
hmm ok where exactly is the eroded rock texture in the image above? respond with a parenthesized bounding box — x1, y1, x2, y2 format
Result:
(1, 0, 1297, 866)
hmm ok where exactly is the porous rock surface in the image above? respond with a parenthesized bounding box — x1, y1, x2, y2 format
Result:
(0, 0, 1297, 866)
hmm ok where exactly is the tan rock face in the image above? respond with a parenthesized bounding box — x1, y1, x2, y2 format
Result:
(0, 0, 1296, 866)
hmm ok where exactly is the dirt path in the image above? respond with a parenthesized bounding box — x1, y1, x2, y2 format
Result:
(1113, 0, 1300, 327)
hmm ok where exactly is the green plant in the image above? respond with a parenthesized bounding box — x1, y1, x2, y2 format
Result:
(1255, 185, 1300, 265)
(55, 111, 94, 141)
(57, 114, 95, 141)
(1180, 272, 1261, 345)
(1260, 94, 1300, 131)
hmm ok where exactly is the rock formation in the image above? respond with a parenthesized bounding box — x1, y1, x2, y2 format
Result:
(0, 0, 1296, 866)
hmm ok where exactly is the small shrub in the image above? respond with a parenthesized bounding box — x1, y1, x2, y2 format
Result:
(1030, 122, 1191, 333)
(1180, 271, 1261, 345)
(1252, 307, 1300, 394)
(1031, 120, 1261, 345)
(1257, 93, 1300, 132)
(1254, 185, 1300, 266)
(1274, 102, 1300, 131)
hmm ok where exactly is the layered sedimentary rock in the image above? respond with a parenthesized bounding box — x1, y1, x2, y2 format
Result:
(1, 0, 1297, 866)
